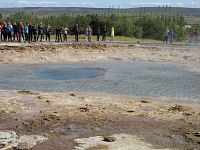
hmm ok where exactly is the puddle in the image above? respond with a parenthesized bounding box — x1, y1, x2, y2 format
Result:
(0, 60, 199, 100)
(33, 67, 105, 80)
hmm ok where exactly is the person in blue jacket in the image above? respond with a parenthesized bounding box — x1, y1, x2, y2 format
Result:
(24, 23, 29, 42)
(7, 22, 13, 42)
(168, 29, 174, 44)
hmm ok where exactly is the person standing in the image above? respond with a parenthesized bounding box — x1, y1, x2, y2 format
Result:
(33, 24, 37, 42)
(24, 23, 29, 42)
(187, 27, 194, 43)
(96, 27, 101, 41)
(7, 22, 13, 42)
(13, 22, 18, 41)
(194, 28, 199, 45)
(46, 25, 51, 42)
(102, 25, 107, 41)
(74, 24, 80, 42)
(17, 22, 21, 42)
(28, 22, 33, 42)
(55, 27, 60, 42)
(2, 22, 8, 42)
(163, 29, 169, 44)
(63, 27, 68, 42)
(20, 22, 25, 42)
(168, 29, 174, 44)
(111, 27, 115, 41)
(0, 22, 3, 41)
(86, 25, 92, 42)
(37, 23, 44, 42)
(59, 27, 63, 42)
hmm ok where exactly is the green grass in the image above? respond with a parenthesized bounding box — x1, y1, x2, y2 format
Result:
(50, 34, 159, 42)
(113, 36, 159, 42)
(186, 17, 200, 25)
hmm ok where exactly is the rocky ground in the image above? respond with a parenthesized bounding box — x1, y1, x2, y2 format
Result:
(0, 42, 199, 72)
(0, 42, 200, 149)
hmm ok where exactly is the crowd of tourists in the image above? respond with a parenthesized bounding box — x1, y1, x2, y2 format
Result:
(163, 27, 199, 45)
(0, 21, 199, 44)
(0, 21, 110, 43)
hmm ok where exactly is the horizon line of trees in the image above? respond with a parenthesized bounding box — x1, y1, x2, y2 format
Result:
(0, 9, 193, 41)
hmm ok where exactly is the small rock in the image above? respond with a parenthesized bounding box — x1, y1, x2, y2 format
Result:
(185, 131, 200, 144)
(16, 142, 31, 150)
(140, 100, 150, 103)
(128, 44, 140, 47)
(193, 132, 200, 137)
(16, 135, 48, 150)
(103, 136, 116, 142)
(79, 104, 93, 112)
(127, 110, 135, 113)
(79, 107, 90, 112)
(46, 100, 50, 103)
(18, 90, 39, 95)
(37, 96, 42, 99)
(70, 93, 76, 97)
(0, 130, 18, 149)
(43, 133, 49, 137)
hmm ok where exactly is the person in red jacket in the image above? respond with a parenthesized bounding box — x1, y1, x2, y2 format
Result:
(2, 22, 8, 42)
(0, 22, 3, 41)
